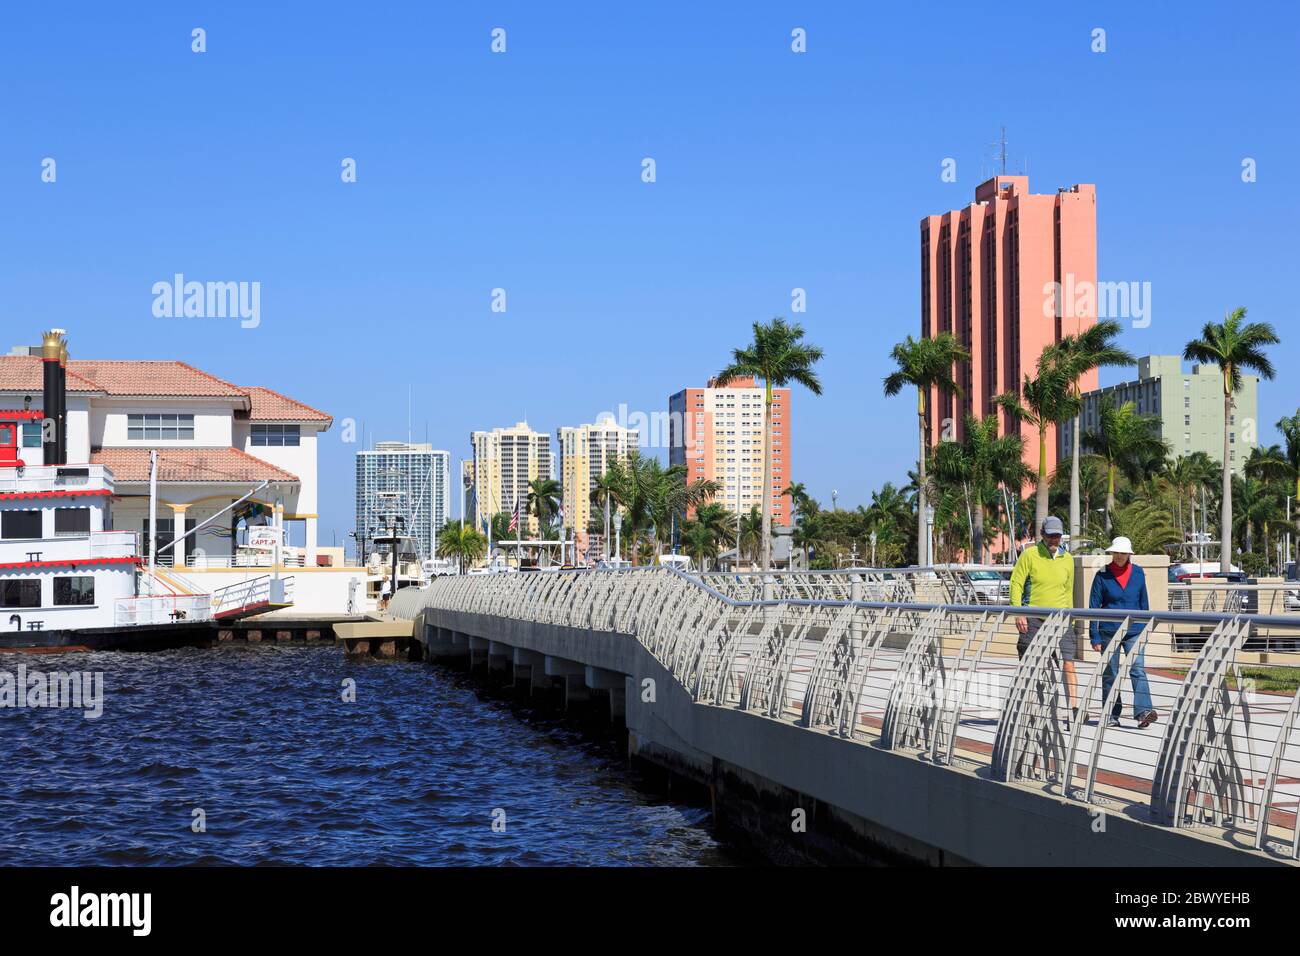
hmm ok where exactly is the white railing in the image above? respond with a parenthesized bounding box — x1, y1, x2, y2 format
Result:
(211, 575, 295, 616)
(395, 567, 1300, 863)
(186, 553, 307, 569)
(89, 530, 139, 559)
(114, 593, 213, 626)
(0, 464, 114, 494)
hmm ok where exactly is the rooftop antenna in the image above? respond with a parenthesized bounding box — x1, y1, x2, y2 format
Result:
(984, 127, 1009, 182)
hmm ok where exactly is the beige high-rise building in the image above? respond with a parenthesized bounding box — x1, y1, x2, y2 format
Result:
(558, 417, 639, 549)
(471, 421, 553, 536)
(668, 376, 792, 526)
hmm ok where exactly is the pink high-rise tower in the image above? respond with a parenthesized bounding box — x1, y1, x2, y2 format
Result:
(920, 175, 1097, 471)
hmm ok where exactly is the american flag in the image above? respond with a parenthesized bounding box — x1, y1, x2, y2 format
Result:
(508, 500, 521, 532)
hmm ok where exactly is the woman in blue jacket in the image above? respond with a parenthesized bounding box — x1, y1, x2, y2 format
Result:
(1089, 537, 1158, 729)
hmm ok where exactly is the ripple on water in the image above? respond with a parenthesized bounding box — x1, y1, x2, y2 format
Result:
(0, 644, 741, 866)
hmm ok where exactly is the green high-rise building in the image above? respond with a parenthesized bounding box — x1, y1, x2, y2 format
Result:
(1059, 355, 1258, 476)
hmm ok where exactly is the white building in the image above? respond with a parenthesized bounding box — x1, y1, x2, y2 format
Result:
(355, 442, 451, 561)
(0, 350, 332, 567)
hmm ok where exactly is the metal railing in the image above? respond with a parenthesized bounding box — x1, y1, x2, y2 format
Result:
(1170, 582, 1300, 616)
(392, 566, 1300, 863)
(186, 553, 308, 569)
(211, 575, 295, 616)
(114, 594, 213, 626)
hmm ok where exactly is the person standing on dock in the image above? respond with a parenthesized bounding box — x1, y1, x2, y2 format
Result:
(1088, 536, 1158, 729)
(1010, 516, 1082, 723)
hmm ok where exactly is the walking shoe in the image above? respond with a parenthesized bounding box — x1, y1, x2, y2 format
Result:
(1137, 709, 1159, 728)
(1107, 716, 1122, 728)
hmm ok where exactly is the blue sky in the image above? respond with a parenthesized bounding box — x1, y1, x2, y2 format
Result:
(3, 1, 1297, 547)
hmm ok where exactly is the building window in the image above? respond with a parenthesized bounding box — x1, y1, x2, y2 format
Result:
(54, 576, 95, 606)
(128, 413, 195, 441)
(252, 424, 300, 447)
(1, 510, 42, 539)
(1, 579, 40, 608)
(1184, 415, 1190, 426)
(21, 422, 41, 448)
(54, 508, 91, 536)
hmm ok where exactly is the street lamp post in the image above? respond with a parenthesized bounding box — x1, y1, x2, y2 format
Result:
(870, 530, 877, 567)
(613, 511, 623, 563)
(925, 505, 935, 568)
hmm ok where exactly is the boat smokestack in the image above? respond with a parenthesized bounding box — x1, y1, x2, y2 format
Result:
(40, 329, 66, 466)
(58, 336, 69, 464)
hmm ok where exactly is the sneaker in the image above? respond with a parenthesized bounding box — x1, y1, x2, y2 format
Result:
(1073, 708, 1090, 726)
(1107, 716, 1122, 728)
(1137, 709, 1159, 728)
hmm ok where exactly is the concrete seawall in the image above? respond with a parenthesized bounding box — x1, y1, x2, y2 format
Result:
(408, 605, 1282, 867)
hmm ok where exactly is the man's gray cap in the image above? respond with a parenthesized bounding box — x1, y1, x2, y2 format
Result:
(1041, 516, 1065, 535)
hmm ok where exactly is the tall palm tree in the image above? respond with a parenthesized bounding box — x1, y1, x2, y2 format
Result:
(715, 317, 824, 571)
(525, 477, 562, 533)
(994, 363, 1080, 532)
(436, 519, 487, 574)
(738, 506, 763, 566)
(884, 333, 968, 566)
(1278, 410, 1300, 505)
(1082, 397, 1169, 532)
(590, 469, 622, 560)
(1184, 307, 1280, 571)
(932, 413, 1027, 563)
(1043, 320, 1135, 542)
(782, 482, 812, 519)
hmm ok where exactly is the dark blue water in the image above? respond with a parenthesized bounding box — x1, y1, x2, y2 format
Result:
(0, 644, 740, 865)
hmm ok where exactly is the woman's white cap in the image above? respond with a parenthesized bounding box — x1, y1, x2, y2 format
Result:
(1106, 536, 1135, 554)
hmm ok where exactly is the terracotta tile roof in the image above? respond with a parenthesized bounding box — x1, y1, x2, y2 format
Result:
(1, 355, 330, 426)
(69, 360, 247, 397)
(244, 386, 332, 423)
(91, 447, 299, 484)
(0, 356, 101, 393)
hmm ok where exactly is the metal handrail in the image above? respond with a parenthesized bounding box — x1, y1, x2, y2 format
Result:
(392, 566, 1300, 862)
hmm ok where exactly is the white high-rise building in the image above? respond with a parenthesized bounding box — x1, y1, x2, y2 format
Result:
(355, 442, 451, 560)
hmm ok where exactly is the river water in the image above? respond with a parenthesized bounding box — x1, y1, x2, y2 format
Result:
(0, 644, 743, 865)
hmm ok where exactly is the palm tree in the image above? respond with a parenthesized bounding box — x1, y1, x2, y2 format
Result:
(1278, 411, 1300, 505)
(590, 469, 622, 560)
(994, 364, 1080, 532)
(1184, 307, 1280, 571)
(1043, 320, 1135, 542)
(679, 520, 720, 571)
(884, 333, 969, 566)
(738, 506, 763, 566)
(525, 477, 562, 531)
(436, 519, 487, 573)
(715, 317, 824, 571)
(782, 482, 813, 520)
(932, 413, 1027, 563)
(1082, 397, 1169, 532)
(1232, 475, 1284, 557)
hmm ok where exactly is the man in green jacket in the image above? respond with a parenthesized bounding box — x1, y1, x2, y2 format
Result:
(1010, 515, 1082, 721)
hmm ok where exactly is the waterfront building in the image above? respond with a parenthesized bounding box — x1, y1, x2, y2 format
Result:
(668, 376, 791, 527)
(470, 422, 553, 536)
(557, 417, 638, 559)
(354, 442, 452, 561)
(1059, 355, 1259, 476)
(0, 341, 332, 566)
(920, 175, 1097, 469)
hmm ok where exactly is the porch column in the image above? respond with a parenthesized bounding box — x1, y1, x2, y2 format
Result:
(169, 503, 189, 568)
